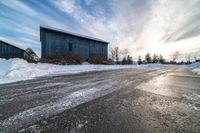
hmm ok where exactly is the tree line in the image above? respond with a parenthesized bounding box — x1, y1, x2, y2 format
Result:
(110, 47, 133, 64)
(138, 53, 165, 65)
(109, 47, 200, 65)
(138, 51, 200, 65)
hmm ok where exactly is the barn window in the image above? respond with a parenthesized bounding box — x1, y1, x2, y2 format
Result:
(69, 43, 72, 51)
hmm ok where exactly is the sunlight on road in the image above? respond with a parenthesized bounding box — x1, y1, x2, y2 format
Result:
(136, 73, 176, 97)
(136, 70, 200, 113)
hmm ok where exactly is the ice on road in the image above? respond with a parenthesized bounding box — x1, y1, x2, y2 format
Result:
(1, 83, 117, 132)
(0, 67, 200, 132)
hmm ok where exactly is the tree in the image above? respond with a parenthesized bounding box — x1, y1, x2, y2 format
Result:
(145, 52, 152, 63)
(121, 49, 129, 59)
(193, 55, 200, 62)
(110, 47, 121, 63)
(152, 54, 159, 63)
(114, 47, 120, 63)
(171, 51, 180, 62)
(194, 55, 197, 61)
(122, 57, 127, 65)
(186, 54, 191, 63)
(127, 55, 133, 64)
(138, 55, 142, 65)
(110, 48, 115, 61)
(159, 54, 165, 64)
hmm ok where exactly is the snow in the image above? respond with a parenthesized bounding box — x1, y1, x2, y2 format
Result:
(0, 58, 167, 84)
(187, 62, 200, 75)
(189, 62, 200, 68)
(1, 82, 118, 132)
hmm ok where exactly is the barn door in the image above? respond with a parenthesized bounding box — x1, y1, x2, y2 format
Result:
(69, 43, 72, 52)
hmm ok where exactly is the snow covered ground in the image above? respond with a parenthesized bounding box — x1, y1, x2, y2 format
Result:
(188, 62, 200, 75)
(1, 59, 199, 132)
(0, 58, 199, 84)
(0, 58, 166, 84)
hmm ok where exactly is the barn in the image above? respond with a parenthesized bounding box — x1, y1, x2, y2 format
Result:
(0, 40, 37, 62)
(40, 26, 109, 60)
(0, 40, 28, 59)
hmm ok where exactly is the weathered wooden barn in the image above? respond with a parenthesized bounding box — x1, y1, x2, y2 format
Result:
(40, 26, 109, 60)
(0, 40, 27, 59)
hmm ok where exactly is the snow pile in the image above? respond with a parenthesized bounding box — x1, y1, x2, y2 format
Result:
(188, 62, 200, 75)
(0, 58, 165, 84)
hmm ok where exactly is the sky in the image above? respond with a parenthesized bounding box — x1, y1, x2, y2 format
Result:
(0, 0, 200, 60)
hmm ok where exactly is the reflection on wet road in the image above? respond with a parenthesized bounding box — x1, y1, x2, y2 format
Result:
(135, 70, 200, 132)
(136, 71, 200, 102)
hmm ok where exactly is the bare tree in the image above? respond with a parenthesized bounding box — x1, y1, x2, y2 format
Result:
(186, 54, 191, 63)
(171, 51, 180, 62)
(121, 49, 129, 59)
(110, 47, 121, 63)
(110, 48, 115, 61)
(193, 55, 199, 62)
(114, 47, 120, 63)
(193, 55, 197, 61)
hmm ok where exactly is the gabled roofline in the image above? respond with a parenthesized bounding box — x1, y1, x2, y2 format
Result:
(0, 40, 26, 52)
(40, 25, 109, 44)
(0, 40, 33, 59)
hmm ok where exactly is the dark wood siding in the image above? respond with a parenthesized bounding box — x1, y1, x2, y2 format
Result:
(40, 28, 108, 60)
(0, 41, 25, 59)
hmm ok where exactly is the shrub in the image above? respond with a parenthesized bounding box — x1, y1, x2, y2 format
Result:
(89, 55, 104, 64)
(107, 59, 115, 65)
(62, 53, 84, 64)
(89, 55, 112, 65)
(41, 53, 84, 65)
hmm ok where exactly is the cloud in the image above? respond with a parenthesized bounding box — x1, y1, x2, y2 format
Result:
(0, 0, 37, 16)
(50, 0, 113, 41)
(0, 0, 71, 56)
(84, 0, 93, 6)
(0, 0, 199, 59)
(38, 0, 200, 58)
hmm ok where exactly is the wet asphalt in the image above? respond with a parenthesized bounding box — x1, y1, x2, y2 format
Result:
(0, 67, 200, 133)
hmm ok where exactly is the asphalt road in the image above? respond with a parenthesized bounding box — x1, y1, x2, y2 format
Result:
(0, 67, 200, 133)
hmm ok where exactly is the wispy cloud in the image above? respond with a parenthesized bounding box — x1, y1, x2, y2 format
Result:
(51, 0, 111, 38)
(0, 0, 37, 15)
(84, 0, 93, 6)
(0, 0, 199, 59)
(0, 0, 70, 56)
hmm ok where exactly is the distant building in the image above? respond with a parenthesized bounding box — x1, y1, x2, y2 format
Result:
(40, 26, 109, 60)
(0, 40, 35, 61)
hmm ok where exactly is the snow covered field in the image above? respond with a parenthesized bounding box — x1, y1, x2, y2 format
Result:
(0, 58, 199, 84)
(0, 58, 163, 84)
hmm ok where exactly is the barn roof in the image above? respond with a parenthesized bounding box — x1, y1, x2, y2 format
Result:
(0, 40, 26, 52)
(40, 25, 109, 44)
(0, 40, 35, 60)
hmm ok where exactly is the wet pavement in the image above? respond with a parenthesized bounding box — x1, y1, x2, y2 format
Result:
(0, 67, 200, 133)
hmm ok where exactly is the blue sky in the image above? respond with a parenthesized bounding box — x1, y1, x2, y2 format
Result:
(0, 0, 200, 60)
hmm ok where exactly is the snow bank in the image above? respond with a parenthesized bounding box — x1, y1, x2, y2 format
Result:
(187, 62, 200, 75)
(0, 58, 165, 84)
